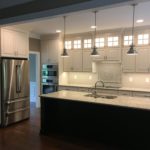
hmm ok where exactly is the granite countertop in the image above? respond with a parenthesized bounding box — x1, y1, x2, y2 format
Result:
(40, 90, 150, 110)
(59, 84, 150, 92)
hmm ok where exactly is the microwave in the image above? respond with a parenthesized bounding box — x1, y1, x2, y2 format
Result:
(42, 64, 57, 70)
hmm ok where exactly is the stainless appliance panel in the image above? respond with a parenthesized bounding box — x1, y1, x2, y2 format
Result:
(18, 60, 29, 98)
(5, 108, 30, 126)
(2, 59, 19, 101)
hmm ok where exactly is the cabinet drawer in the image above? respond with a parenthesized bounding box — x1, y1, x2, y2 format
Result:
(132, 92, 150, 97)
(118, 90, 132, 96)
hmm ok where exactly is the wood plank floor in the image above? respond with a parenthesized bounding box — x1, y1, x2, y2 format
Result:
(0, 103, 124, 150)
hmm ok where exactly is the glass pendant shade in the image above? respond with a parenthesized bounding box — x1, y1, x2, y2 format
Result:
(91, 11, 99, 57)
(61, 16, 69, 57)
(127, 4, 138, 55)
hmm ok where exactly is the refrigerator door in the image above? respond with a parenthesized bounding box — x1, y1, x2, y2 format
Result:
(2, 59, 30, 126)
(17, 60, 29, 98)
(2, 59, 19, 101)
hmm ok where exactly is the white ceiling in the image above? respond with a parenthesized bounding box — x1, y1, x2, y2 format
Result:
(9, 1, 150, 35)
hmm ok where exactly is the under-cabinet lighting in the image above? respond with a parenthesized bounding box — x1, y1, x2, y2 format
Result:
(145, 78, 150, 83)
(136, 19, 144, 23)
(129, 77, 133, 82)
(91, 25, 97, 29)
(74, 75, 77, 79)
(89, 76, 92, 80)
(56, 30, 61, 33)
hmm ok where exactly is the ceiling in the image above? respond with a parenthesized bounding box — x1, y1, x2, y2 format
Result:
(0, 0, 33, 9)
(9, 1, 150, 36)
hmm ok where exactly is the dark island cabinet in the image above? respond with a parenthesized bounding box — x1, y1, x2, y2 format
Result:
(40, 97, 150, 149)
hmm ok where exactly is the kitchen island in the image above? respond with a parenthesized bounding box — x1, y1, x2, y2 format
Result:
(40, 90, 150, 148)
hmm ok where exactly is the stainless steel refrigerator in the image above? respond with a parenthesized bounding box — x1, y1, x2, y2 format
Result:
(0, 58, 30, 127)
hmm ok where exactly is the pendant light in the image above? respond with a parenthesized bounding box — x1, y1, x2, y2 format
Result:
(61, 16, 69, 57)
(127, 4, 138, 55)
(91, 11, 99, 57)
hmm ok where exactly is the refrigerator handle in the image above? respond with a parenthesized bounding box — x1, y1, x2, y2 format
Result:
(16, 65, 21, 93)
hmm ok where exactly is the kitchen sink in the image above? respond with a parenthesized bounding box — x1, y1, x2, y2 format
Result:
(85, 94, 117, 99)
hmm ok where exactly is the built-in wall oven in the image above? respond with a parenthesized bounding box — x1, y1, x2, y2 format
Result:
(42, 64, 58, 94)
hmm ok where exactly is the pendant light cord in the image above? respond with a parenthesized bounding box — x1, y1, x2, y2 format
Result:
(63, 16, 66, 48)
(94, 11, 97, 47)
(132, 4, 135, 45)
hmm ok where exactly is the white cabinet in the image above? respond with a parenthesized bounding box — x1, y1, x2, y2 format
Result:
(1, 28, 29, 58)
(136, 48, 150, 72)
(63, 50, 82, 72)
(15, 31, 29, 58)
(83, 50, 92, 72)
(122, 48, 136, 72)
(93, 48, 121, 61)
(122, 47, 150, 73)
(107, 48, 121, 61)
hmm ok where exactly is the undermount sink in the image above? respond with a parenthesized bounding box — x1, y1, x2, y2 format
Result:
(85, 94, 117, 99)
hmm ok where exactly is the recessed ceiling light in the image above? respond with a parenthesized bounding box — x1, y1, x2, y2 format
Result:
(91, 25, 97, 29)
(136, 19, 144, 23)
(56, 30, 61, 33)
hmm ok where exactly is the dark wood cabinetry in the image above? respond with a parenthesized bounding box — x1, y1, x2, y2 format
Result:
(40, 97, 150, 149)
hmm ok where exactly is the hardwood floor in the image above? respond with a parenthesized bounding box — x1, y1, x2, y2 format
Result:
(0, 103, 124, 150)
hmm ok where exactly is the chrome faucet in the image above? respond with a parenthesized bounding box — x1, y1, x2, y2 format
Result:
(92, 80, 105, 96)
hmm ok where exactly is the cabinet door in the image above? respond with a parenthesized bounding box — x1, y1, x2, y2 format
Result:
(1, 28, 16, 57)
(92, 49, 105, 61)
(16, 31, 29, 58)
(63, 50, 82, 72)
(72, 50, 82, 72)
(107, 48, 121, 61)
(136, 48, 149, 72)
(83, 50, 92, 72)
(63, 50, 72, 72)
(122, 48, 136, 72)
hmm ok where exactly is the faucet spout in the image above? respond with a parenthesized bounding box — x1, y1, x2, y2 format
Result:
(93, 80, 105, 96)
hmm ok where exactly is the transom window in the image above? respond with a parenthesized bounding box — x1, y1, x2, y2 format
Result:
(73, 40, 81, 49)
(138, 34, 149, 45)
(65, 41, 72, 49)
(95, 38, 105, 47)
(108, 36, 119, 47)
(84, 39, 92, 48)
(124, 36, 133, 46)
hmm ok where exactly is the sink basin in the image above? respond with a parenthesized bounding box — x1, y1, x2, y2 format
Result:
(85, 94, 117, 99)
(99, 95, 117, 99)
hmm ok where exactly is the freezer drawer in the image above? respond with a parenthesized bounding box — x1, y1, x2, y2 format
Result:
(4, 108, 30, 126)
(5, 98, 30, 112)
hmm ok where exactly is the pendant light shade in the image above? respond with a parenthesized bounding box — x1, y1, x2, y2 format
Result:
(61, 16, 69, 57)
(91, 11, 99, 57)
(127, 4, 138, 55)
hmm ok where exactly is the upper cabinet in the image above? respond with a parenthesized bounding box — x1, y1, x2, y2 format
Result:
(94, 48, 121, 61)
(0, 28, 29, 58)
(135, 47, 150, 72)
(63, 50, 82, 72)
(83, 49, 92, 72)
(122, 47, 150, 73)
(122, 48, 136, 72)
